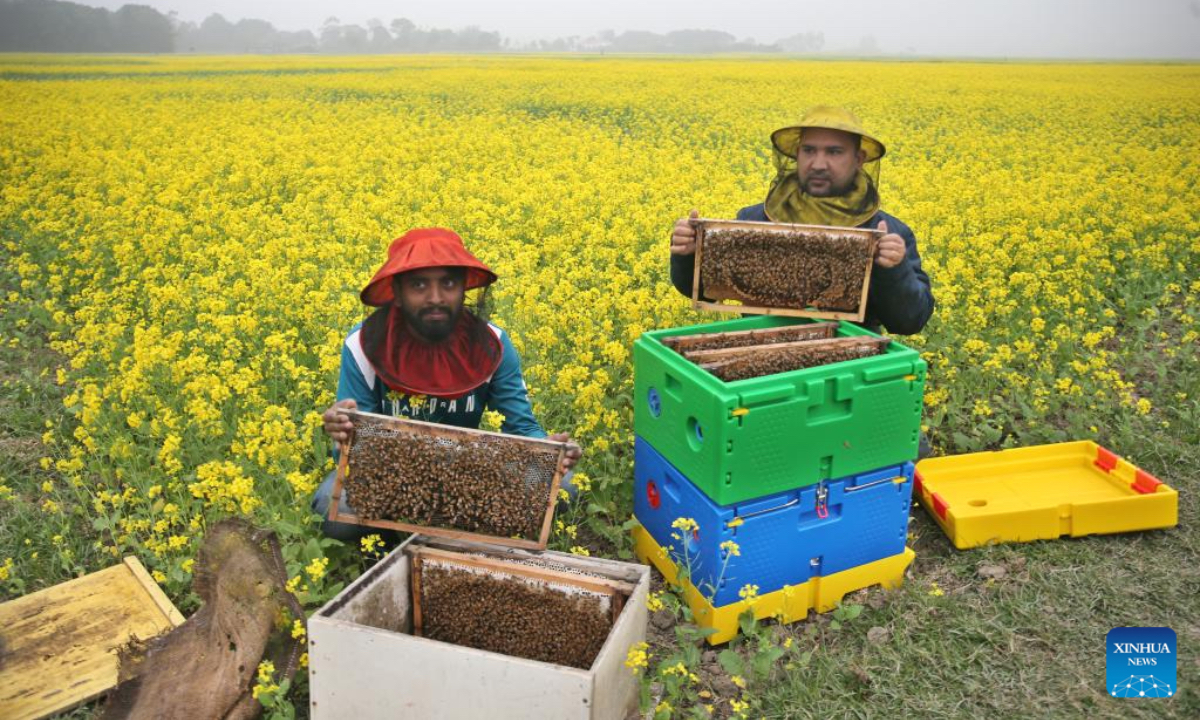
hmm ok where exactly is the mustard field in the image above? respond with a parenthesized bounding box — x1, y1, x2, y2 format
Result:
(2, 54, 1198, 716)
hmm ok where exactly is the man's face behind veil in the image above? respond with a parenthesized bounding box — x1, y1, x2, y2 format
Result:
(796, 127, 867, 197)
(394, 267, 466, 342)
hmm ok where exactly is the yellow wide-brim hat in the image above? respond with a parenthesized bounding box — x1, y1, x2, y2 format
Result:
(770, 106, 886, 162)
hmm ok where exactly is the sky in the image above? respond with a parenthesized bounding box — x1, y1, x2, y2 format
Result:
(80, 0, 1200, 58)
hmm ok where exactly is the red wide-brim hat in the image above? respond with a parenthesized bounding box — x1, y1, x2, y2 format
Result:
(360, 228, 497, 307)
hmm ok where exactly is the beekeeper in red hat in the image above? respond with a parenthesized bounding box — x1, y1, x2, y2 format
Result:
(314, 228, 581, 540)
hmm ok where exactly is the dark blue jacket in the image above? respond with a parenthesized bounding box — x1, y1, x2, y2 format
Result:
(670, 204, 934, 335)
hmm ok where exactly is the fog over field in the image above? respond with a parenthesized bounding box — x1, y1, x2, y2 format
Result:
(70, 0, 1200, 58)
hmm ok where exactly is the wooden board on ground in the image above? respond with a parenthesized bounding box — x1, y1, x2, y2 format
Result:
(0, 556, 184, 720)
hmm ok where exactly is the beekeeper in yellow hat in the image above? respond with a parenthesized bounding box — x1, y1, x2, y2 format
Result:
(668, 105, 935, 338)
(765, 106, 886, 228)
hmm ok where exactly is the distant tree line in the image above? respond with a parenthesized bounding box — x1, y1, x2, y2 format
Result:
(172, 16, 507, 53)
(516, 29, 788, 53)
(0, 0, 825, 54)
(306, 17, 503, 54)
(173, 14, 317, 54)
(0, 0, 172, 52)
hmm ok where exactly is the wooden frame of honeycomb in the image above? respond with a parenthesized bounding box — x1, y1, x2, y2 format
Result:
(329, 410, 567, 550)
(661, 321, 838, 354)
(690, 218, 881, 321)
(691, 335, 891, 382)
(406, 544, 635, 670)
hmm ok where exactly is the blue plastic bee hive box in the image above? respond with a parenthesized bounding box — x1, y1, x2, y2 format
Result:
(633, 437, 913, 607)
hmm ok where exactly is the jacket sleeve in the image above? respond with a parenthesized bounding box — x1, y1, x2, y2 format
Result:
(488, 330, 547, 439)
(336, 330, 382, 413)
(669, 252, 697, 299)
(866, 214, 935, 335)
(332, 329, 381, 462)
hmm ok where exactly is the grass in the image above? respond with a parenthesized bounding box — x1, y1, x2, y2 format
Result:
(0, 265, 105, 716)
(0, 262, 105, 600)
(4, 265, 1198, 720)
(3, 263, 1198, 720)
(2, 55, 1197, 715)
(743, 407, 1199, 718)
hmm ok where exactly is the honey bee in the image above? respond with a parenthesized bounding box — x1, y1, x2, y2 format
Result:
(421, 563, 613, 669)
(346, 423, 559, 539)
(701, 228, 872, 311)
(706, 342, 885, 382)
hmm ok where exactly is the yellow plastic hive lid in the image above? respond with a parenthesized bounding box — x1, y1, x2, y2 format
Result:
(914, 441, 1178, 549)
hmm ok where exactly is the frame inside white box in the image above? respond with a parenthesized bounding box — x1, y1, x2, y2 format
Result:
(309, 535, 650, 720)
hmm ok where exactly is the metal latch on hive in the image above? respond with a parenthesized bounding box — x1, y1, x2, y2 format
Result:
(815, 482, 829, 519)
